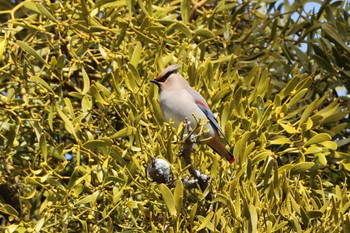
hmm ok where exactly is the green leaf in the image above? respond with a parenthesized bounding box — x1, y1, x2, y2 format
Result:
(93, 0, 127, 8)
(319, 141, 337, 150)
(130, 42, 142, 67)
(90, 85, 108, 105)
(159, 184, 177, 218)
(312, 44, 330, 62)
(197, 211, 214, 231)
(316, 153, 327, 166)
(0, 204, 19, 217)
(336, 138, 350, 148)
(279, 122, 299, 134)
(168, 21, 192, 38)
(48, 104, 54, 130)
(34, 217, 45, 232)
(30, 76, 54, 94)
(312, 54, 335, 73)
(174, 180, 183, 213)
(94, 82, 111, 98)
(0, 37, 6, 61)
(4, 224, 19, 233)
(189, 203, 198, 226)
(193, 29, 215, 39)
(304, 133, 331, 146)
(75, 42, 94, 58)
(82, 139, 112, 150)
(181, 0, 190, 23)
(81, 95, 92, 113)
(288, 88, 308, 107)
(76, 191, 100, 205)
(281, 74, 300, 98)
(39, 134, 47, 163)
(17, 40, 47, 65)
(322, 110, 349, 124)
(36, 3, 57, 22)
(322, 24, 350, 54)
(342, 163, 350, 172)
(308, 210, 323, 219)
(67, 166, 91, 190)
(134, 29, 157, 45)
(269, 137, 289, 145)
(81, 67, 90, 94)
(299, 99, 318, 126)
(55, 102, 78, 140)
(150, 96, 165, 124)
(251, 150, 273, 165)
(111, 127, 135, 139)
(304, 145, 322, 155)
(291, 162, 314, 175)
(249, 205, 258, 233)
(234, 131, 250, 163)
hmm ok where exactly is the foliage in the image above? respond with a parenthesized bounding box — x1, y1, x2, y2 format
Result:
(0, 0, 349, 232)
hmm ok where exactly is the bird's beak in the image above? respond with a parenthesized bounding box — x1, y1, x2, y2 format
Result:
(149, 79, 160, 86)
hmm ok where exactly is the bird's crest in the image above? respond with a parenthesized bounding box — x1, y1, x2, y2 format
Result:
(156, 64, 181, 82)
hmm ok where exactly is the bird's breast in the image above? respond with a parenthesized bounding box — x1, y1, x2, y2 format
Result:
(159, 89, 215, 137)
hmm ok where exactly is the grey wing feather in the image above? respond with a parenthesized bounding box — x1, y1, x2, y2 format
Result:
(195, 103, 230, 145)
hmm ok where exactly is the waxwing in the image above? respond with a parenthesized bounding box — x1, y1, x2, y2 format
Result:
(150, 64, 235, 163)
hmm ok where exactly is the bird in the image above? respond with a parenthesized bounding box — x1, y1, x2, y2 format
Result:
(150, 64, 235, 164)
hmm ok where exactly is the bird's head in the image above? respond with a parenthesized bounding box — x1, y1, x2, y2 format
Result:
(150, 64, 181, 88)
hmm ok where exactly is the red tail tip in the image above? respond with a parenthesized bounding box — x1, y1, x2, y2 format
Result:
(229, 156, 236, 164)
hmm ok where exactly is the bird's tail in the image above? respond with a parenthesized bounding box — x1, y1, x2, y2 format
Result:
(227, 150, 236, 164)
(207, 134, 236, 164)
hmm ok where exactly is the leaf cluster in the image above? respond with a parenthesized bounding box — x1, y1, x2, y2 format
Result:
(0, 0, 349, 232)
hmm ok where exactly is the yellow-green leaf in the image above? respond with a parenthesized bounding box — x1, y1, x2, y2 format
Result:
(0, 204, 19, 217)
(159, 184, 177, 218)
(30, 76, 54, 94)
(36, 3, 57, 22)
(181, 0, 190, 23)
(249, 205, 258, 233)
(197, 211, 214, 231)
(90, 85, 108, 105)
(279, 122, 298, 134)
(291, 162, 314, 175)
(288, 88, 308, 107)
(17, 40, 46, 65)
(34, 217, 45, 232)
(174, 180, 183, 213)
(304, 145, 322, 154)
(193, 29, 215, 39)
(316, 153, 327, 166)
(55, 102, 78, 140)
(130, 41, 142, 67)
(189, 203, 198, 226)
(304, 133, 331, 146)
(319, 141, 337, 150)
(39, 134, 47, 163)
(82, 139, 112, 150)
(0, 37, 6, 61)
(111, 127, 135, 139)
(269, 137, 289, 145)
(81, 67, 90, 94)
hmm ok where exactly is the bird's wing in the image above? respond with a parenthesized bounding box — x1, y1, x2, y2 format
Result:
(195, 100, 230, 145)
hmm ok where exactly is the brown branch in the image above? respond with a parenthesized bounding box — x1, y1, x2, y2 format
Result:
(178, 119, 211, 199)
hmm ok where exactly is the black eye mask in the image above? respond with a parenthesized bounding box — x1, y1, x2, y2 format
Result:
(158, 69, 177, 83)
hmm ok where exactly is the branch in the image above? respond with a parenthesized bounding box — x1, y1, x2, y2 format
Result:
(178, 118, 211, 198)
